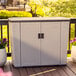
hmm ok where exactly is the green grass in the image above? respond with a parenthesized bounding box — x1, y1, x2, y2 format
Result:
(67, 54, 71, 57)
(7, 57, 12, 60)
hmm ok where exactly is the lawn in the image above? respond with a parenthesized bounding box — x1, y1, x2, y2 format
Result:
(67, 54, 71, 57)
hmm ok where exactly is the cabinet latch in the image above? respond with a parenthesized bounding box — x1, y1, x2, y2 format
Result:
(38, 33, 44, 39)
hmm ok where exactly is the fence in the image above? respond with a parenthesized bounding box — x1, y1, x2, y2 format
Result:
(0, 19, 76, 57)
(0, 19, 11, 57)
(68, 19, 76, 54)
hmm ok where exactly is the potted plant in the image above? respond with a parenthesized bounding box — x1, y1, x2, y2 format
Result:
(0, 38, 8, 66)
(70, 37, 76, 62)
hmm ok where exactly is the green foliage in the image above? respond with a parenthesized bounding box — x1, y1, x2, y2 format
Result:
(70, 24, 75, 40)
(72, 42, 76, 46)
(28, 0, 76, 17)
(36, 6, 45, 17)
(0, 38, 8, 49)
(70, 24, 76, 46)
(70, 38, 76, 46)
(28, 2, 45, 17)
(0, 10, 32, 19)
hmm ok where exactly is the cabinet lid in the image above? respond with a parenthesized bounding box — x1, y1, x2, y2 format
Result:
(8, 17, 70, 22)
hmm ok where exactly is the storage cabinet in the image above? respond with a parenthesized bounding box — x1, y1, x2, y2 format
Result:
(9, 17, 70, 67)
(21, 22, 60, 66)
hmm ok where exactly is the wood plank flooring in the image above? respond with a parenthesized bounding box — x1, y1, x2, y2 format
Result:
(1, 60, 76, 76)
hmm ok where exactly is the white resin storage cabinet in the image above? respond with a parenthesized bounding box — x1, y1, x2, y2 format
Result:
(9, 17, 70, 67)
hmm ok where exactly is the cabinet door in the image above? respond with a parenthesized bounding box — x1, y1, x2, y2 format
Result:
(41, 22, 60, 65)
(21, 22, 40, 66)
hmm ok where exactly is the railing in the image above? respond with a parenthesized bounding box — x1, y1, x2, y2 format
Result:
(0, 18, 76, 56)
(0, 19, 11, 57)
(68, 19, 76, 54)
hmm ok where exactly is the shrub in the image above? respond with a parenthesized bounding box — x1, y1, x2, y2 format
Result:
(0, 38, 8, 49)
(28, 2, 45, 17)
(0, 10, 32, 19)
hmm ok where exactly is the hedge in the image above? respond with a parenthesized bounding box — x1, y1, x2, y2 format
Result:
(0, 10, 32, 19)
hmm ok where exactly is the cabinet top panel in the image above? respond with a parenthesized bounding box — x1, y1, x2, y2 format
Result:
(9, 17, 70, 22)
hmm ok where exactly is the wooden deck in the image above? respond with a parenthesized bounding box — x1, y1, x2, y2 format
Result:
(1, 59, 76, 76)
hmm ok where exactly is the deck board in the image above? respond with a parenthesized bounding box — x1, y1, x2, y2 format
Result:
(3, 61, 11, 72)
(19, 68, 28, 76)
(55, 67, 68, 76)
(26, 68, 35, 76)
(9, 62, 20, 76)
(40, 67, 52, 76)
(1, 60, 76, 76)
(67, 61, 76, 75)
(61, 66, 76, 76)
(47, 67, 61, 76)
(31, 67, 44, 76)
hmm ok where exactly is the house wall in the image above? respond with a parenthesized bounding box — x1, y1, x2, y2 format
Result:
(0, 0, 27, 6)
(7, 0, 13, 6)
(0, 0, 7, 5)
(13, 0, 27, 5)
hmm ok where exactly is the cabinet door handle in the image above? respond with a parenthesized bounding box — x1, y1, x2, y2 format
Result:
(38, 33, 41, 39)
(38, 33, 44, 39)
(41, 33, 44, 39)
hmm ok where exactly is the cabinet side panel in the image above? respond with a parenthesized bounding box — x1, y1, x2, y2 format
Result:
(9, 22, 21, 67)
(61, 22, 69, 64)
